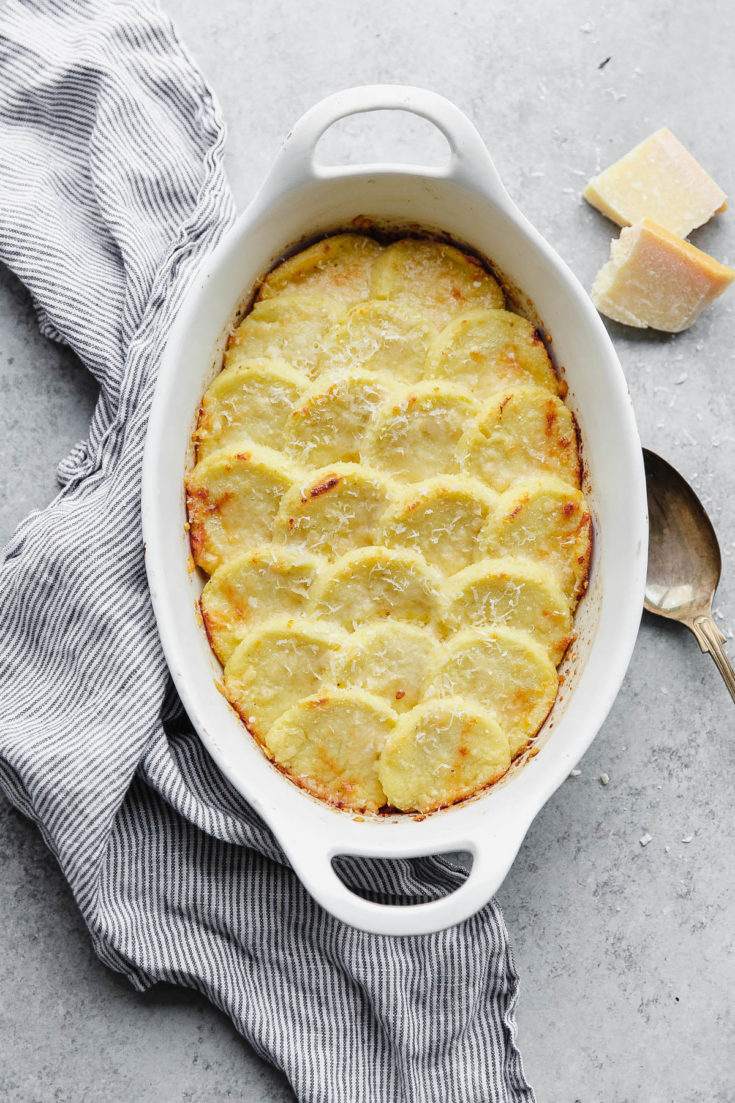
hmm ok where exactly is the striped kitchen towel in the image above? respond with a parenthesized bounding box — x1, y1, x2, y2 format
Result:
(0, 1, 534, 1100)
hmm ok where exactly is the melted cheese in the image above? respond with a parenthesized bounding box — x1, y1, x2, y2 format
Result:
(315, 300, 438, 384)
(257, 234, 382, 306)
(274, 463, 397, 559)
(201, 545, 322, 664)
(379, 475, 496, 576)
(195, 358, 305, 460)
(223, 616, 346, 741)
(458, 385, 580, 491)
(363, 381, 479, 483)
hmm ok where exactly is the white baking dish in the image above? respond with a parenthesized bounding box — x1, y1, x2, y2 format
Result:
(141, 86, 647, 936)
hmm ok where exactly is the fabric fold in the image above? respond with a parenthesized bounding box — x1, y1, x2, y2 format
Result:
(0, 1, 534, 1100)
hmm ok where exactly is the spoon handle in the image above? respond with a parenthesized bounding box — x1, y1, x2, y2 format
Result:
(690, 615, 735, 704)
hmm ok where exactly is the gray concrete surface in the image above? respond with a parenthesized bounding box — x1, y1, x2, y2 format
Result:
(2, 0, 734, 1099)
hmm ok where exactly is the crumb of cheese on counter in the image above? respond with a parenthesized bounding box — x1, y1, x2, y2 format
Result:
(583, 128, 727, 238)
(591, 219, 735, 332)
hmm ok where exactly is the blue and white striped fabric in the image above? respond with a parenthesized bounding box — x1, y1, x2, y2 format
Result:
(0, 2, 534, 1099)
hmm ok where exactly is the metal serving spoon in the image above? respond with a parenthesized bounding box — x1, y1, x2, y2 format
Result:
(643, 447, 735, 703)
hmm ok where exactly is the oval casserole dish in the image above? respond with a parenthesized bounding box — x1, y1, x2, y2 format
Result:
(142, 86, 648, 936)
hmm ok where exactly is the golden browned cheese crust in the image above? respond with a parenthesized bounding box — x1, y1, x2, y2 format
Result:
(186, 233, 592, 813)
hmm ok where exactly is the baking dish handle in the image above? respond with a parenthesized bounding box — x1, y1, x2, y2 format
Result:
(264, 84, 513, 206)
(280, 830, 524, 937)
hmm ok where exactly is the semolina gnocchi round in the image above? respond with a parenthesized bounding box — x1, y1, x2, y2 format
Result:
(309, 546, 442, 631)
(423, 625, 558, 758)
(480, 474, 592, 603)
(284, 370, 398, 467)
(201, 545, 323, 665)
(186, 443, 297, 575)
(458, 385, 580, 491)
(371, 238, 505, 329)
(363, 381, 479, 483)
(439, 557, 573, 664)
(378, 696, 511, 813)
(378, 475, 497, 576)
(257, 234, 382, 307)
(228, 295, 345, 377)
(274, 463, 397, 559)
(426, 308, 559, 399)
(265, 688, 397, 811)
(195, 358, 305, 460)
(333, 622, 444, 712)
(315, 299, 438, 383)
(223, 616, 346, 741)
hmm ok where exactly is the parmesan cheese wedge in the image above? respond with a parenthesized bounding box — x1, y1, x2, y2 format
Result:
(591, 219, 735, 333)
(583, 128, 727, 238)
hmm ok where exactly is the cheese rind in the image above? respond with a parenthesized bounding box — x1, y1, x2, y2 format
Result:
(583, 128, 727, 238)
(591, 219, 735, 333)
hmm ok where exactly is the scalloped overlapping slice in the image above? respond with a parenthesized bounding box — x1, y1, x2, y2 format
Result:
(257, 234, 382, 306)
(458, 385, 580, 492)
(265, 688, 397, 812)
(423, 625, 558, 758)
(439, 557, 573, 665)
(195, 358, 305, 460)
(274, 463, 397, 559)
(201, 545, 323, 664)
(186, 443, 298, 574)
(363, 381, 479, 483)
(333, 622, 444, 713)
(427, 308, 559, 399)
(223, 616, 346, 741)
(480, 475, 592, 603)
(371, 238, 504, 328)
(316, 299, 438, 383)
(284, 370, 398, 467)
(227, 295, 345, 377)
(378, 475, 497, 576)
(309, 546, 442, 631)
(378, 696, 511, 813)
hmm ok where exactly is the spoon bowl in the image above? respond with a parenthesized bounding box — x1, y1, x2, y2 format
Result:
(643, 447, 735, 702)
